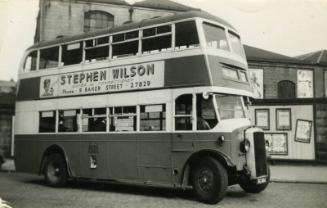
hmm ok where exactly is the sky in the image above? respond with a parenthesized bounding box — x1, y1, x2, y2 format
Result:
(0, 0, 327, 81)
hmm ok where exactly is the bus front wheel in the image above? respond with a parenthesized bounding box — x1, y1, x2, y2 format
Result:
(44, 153, 68, 187)
(191, 157, 228, 204)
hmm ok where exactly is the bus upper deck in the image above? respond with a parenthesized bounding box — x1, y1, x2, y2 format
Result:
(17, 11, 252, 101)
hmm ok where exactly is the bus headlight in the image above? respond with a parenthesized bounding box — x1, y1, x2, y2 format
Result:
(240, 139, 250, 153)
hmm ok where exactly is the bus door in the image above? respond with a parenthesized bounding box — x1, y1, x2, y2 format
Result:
(107, 106, 139, 181)
(136, 104, 172, 185)
(171, 94, 195, 183)
(78, 108, 108, 179)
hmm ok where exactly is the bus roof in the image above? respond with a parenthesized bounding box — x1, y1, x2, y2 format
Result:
(27, 11, 236, 51)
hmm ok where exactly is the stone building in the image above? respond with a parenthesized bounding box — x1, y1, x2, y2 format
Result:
(245, 45, 327, 163)
(35, 0, 197, 42)
(0, 80, 16, 158)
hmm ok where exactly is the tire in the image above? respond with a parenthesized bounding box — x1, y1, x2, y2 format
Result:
(239, 165, 270, 193)
(44, 153, 68, 187)
(191, 157, 228, 204)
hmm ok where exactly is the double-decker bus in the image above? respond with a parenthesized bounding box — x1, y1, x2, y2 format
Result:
(15, 11, 269, 204)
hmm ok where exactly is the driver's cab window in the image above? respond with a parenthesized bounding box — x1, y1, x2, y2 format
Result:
(175, 94, 193, 130)
(196, 94, 218, 130)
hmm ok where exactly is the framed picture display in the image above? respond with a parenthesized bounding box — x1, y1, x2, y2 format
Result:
(249, 69, 264, 99)
(297, 70, 313, 98)
(276, 108, 292, 130)
(264, 133, 288, 155)
(255, 109, 270, 130)
(295, 119, 312, 143)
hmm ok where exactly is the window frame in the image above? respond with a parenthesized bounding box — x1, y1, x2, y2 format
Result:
(22, 17, 222, 73)
(39, 46, 60, 70)
(84, 10, 114, 33)
(81, 108, 108, 132)
(141, 24, 173, 54)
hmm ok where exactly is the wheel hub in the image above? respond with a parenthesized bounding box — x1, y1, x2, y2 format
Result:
(198, 169, 214, 192)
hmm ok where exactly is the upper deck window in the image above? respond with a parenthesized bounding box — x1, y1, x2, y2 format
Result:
(228, 31, 245, 58)
(62, 42, 83, 66)
(175, 21, 199, 48)
(39, 46, 59, 70)
(112, 31, 139, 57)
(203, 22, 229, 51)
(85, 36, 109, 62)
(24, 51, 37, 71)
(142, 25, 172, 53)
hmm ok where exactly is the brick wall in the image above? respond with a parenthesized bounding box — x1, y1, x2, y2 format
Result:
(248, 62, 324, 99)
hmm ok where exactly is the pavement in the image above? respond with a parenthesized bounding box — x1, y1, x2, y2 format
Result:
(1, 158, 327, 183)
(1, 172, 327, 208)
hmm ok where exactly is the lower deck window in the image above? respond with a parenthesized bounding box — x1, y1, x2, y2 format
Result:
(109, 106, 136, 132)
(58, 110, 80, 132)
(140, 104, 166, 131)
(82, 108, 107, 132)
(175, 94, 193, 130)
(39, 111, 56, 132)
(196, 94, 217, 130)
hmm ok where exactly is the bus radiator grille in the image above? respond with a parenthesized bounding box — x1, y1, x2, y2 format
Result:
(253, 132, 268, 177)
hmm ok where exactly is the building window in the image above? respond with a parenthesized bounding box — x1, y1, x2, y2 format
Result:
(278, 80, 296, 98)
(84, 11, 114, 32)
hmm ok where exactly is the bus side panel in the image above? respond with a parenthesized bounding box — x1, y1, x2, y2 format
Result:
(171, 132, 232, 184)
(171, 132, 195, 184)
(137, 133, 172, 184)
(193, 132, 232, 155)
(15, 135, 81, 177)
(165, 55, 210, 87)
(15, 138, 41, 174)
(107, 134, 138, 181)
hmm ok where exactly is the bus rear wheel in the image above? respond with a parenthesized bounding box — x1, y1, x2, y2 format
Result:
(191, 157, 228, 204)
(44, 153, 68, 187)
